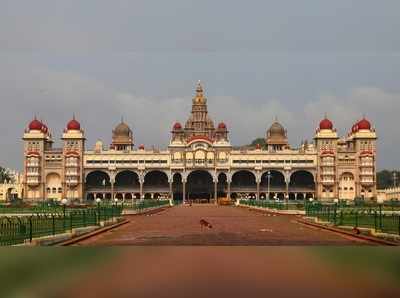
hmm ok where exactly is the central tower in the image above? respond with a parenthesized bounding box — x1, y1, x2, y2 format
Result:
(184, 81, 216, 141)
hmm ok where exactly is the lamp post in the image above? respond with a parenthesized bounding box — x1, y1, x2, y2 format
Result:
(393, 171, 398, 188)
(96, 198, 101, 224)
(267, 171, 272, 201)
(61, 198, 68, 230)
(102, 179, 106, 202)
(113, 198, 118, 222)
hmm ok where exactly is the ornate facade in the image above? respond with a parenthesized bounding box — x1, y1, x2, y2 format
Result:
(22, 83, 378, 203)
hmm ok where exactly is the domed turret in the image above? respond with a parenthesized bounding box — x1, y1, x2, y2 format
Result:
(266, 118, 288, 151)
(357, 117, 371, 130)
(112, 119, 134, 151)
(28, 118, 43, 131)
(268, 121, 286, 137)
(319, 117, 333, 130)
(217, 122, 227, 130)
(114, 122, 131, 136)
(67, 116, 81, 131)
(173, 122, 182, 130)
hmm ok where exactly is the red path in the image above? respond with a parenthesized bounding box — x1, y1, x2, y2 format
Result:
(76, 205, 369, 246)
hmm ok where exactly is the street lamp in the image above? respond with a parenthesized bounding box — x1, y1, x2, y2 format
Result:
(102, 179, 106, 202)
(393, 171, 398, 188)
(267, 171, 272, 201)
(96, 198, 102, 223)
(61, 198, 68, 217)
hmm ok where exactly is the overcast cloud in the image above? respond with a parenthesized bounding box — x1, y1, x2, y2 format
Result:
(0, 0, 399, 170)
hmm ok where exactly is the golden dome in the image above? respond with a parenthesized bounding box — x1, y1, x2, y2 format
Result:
(193, 81, 206, 104)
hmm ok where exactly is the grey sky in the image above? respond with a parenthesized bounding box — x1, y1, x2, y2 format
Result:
(0, 0, 399, 170)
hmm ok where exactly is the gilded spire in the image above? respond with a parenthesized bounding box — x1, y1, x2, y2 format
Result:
(194, 80, 206, 104)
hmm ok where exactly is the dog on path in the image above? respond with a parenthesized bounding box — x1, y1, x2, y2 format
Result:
(200, 219, 213, 229)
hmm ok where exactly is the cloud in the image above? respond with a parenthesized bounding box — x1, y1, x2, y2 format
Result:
(0, 56, 398, 171)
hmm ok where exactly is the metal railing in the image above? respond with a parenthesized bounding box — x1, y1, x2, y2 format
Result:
(122, 199, 170, 211)
(306, 204, 400, 235)
(239, 199, 305, 210)
(0, 206, 122, 246)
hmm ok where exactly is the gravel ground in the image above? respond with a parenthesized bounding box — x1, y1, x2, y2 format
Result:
(76, 205, 371, 246)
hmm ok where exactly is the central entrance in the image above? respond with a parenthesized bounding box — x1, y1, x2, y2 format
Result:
(186, 170, 214, 203)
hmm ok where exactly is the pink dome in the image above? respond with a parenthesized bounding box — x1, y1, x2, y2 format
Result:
(173, 122, 182, 130)
(29, 118, 43, 131)
(357, 118, 371, 130)
(319, 117, 333, 130)
(67, 117, 81, 130)
(218, 122, 227, 130)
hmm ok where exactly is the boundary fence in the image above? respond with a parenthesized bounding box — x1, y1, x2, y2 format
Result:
(239, 200, 305, 211)
(306, 204, 400, 235)
(0, 206, 122, 246)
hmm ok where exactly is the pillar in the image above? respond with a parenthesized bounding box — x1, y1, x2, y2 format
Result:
(182, 179, 186, 204)
(214, 180, 218, 204)
(227, 175, 232, 200)
(169, 181, 173, 200)
(139, 178, 144, 201)
(111, 180, 115, 201)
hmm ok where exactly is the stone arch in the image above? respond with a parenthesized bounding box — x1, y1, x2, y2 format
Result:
(115, 170, 140, 189)
(186, 170, 214, 202)
(172, 172, 183, 201)
(231, 170, 257, 189)
(46, 173, 62, 200)
(289, 170, 315, 190)
(85, 170, 111, 188)
(339, 172, 356, 200)
(260, 170, 286, 190)
(144, 170, 169, 192)
(6, 187, 18, 201)
(217, 172, 228, 199)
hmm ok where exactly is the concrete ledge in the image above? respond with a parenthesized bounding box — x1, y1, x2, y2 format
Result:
(122, 205, 169, 215)
(238, 204, 306, 215)
(298, 218, 399, 246)
(18, 217, 124, 246)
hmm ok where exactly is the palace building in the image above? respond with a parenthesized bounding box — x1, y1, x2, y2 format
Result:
(22, 82, 378, 203)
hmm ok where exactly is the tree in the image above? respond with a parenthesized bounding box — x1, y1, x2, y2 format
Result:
(0, 167, 13, 183)
(377, 170, 400, 189)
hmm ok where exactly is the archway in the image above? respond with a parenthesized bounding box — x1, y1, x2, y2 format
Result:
(144, 171, 169, 193)
(6, 188, 18, 201)
(231, 170, 256, 193)
(46, 173, 62, 201)
(186, 170, 214, 202)
(289, 170, 315, 192)
(339, 172, 356, 200)
(115, 171, 140, 192)
(260, 170, 286, 197)
(172, 173, 183, 201)
(217, 172, 228, 199)
(86, 193, 95, 201)
(86, 171, 111, 189)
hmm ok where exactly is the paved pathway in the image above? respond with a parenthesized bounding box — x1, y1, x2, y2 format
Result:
(76, 205, 371, 246)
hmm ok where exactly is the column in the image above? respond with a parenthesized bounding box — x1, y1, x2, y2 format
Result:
(139, 177, 144, 201)
(227, 175, 232, 200)
(169, 181, 173, 200)
(111, 179, 115, 201)
(182, 178, 186, 204)
(214, 179, 218, 204)
(285, 176, 290, 203)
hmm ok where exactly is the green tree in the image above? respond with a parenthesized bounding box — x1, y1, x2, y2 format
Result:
(0, 167, 13, 183)
(377, 170, 400, 189)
